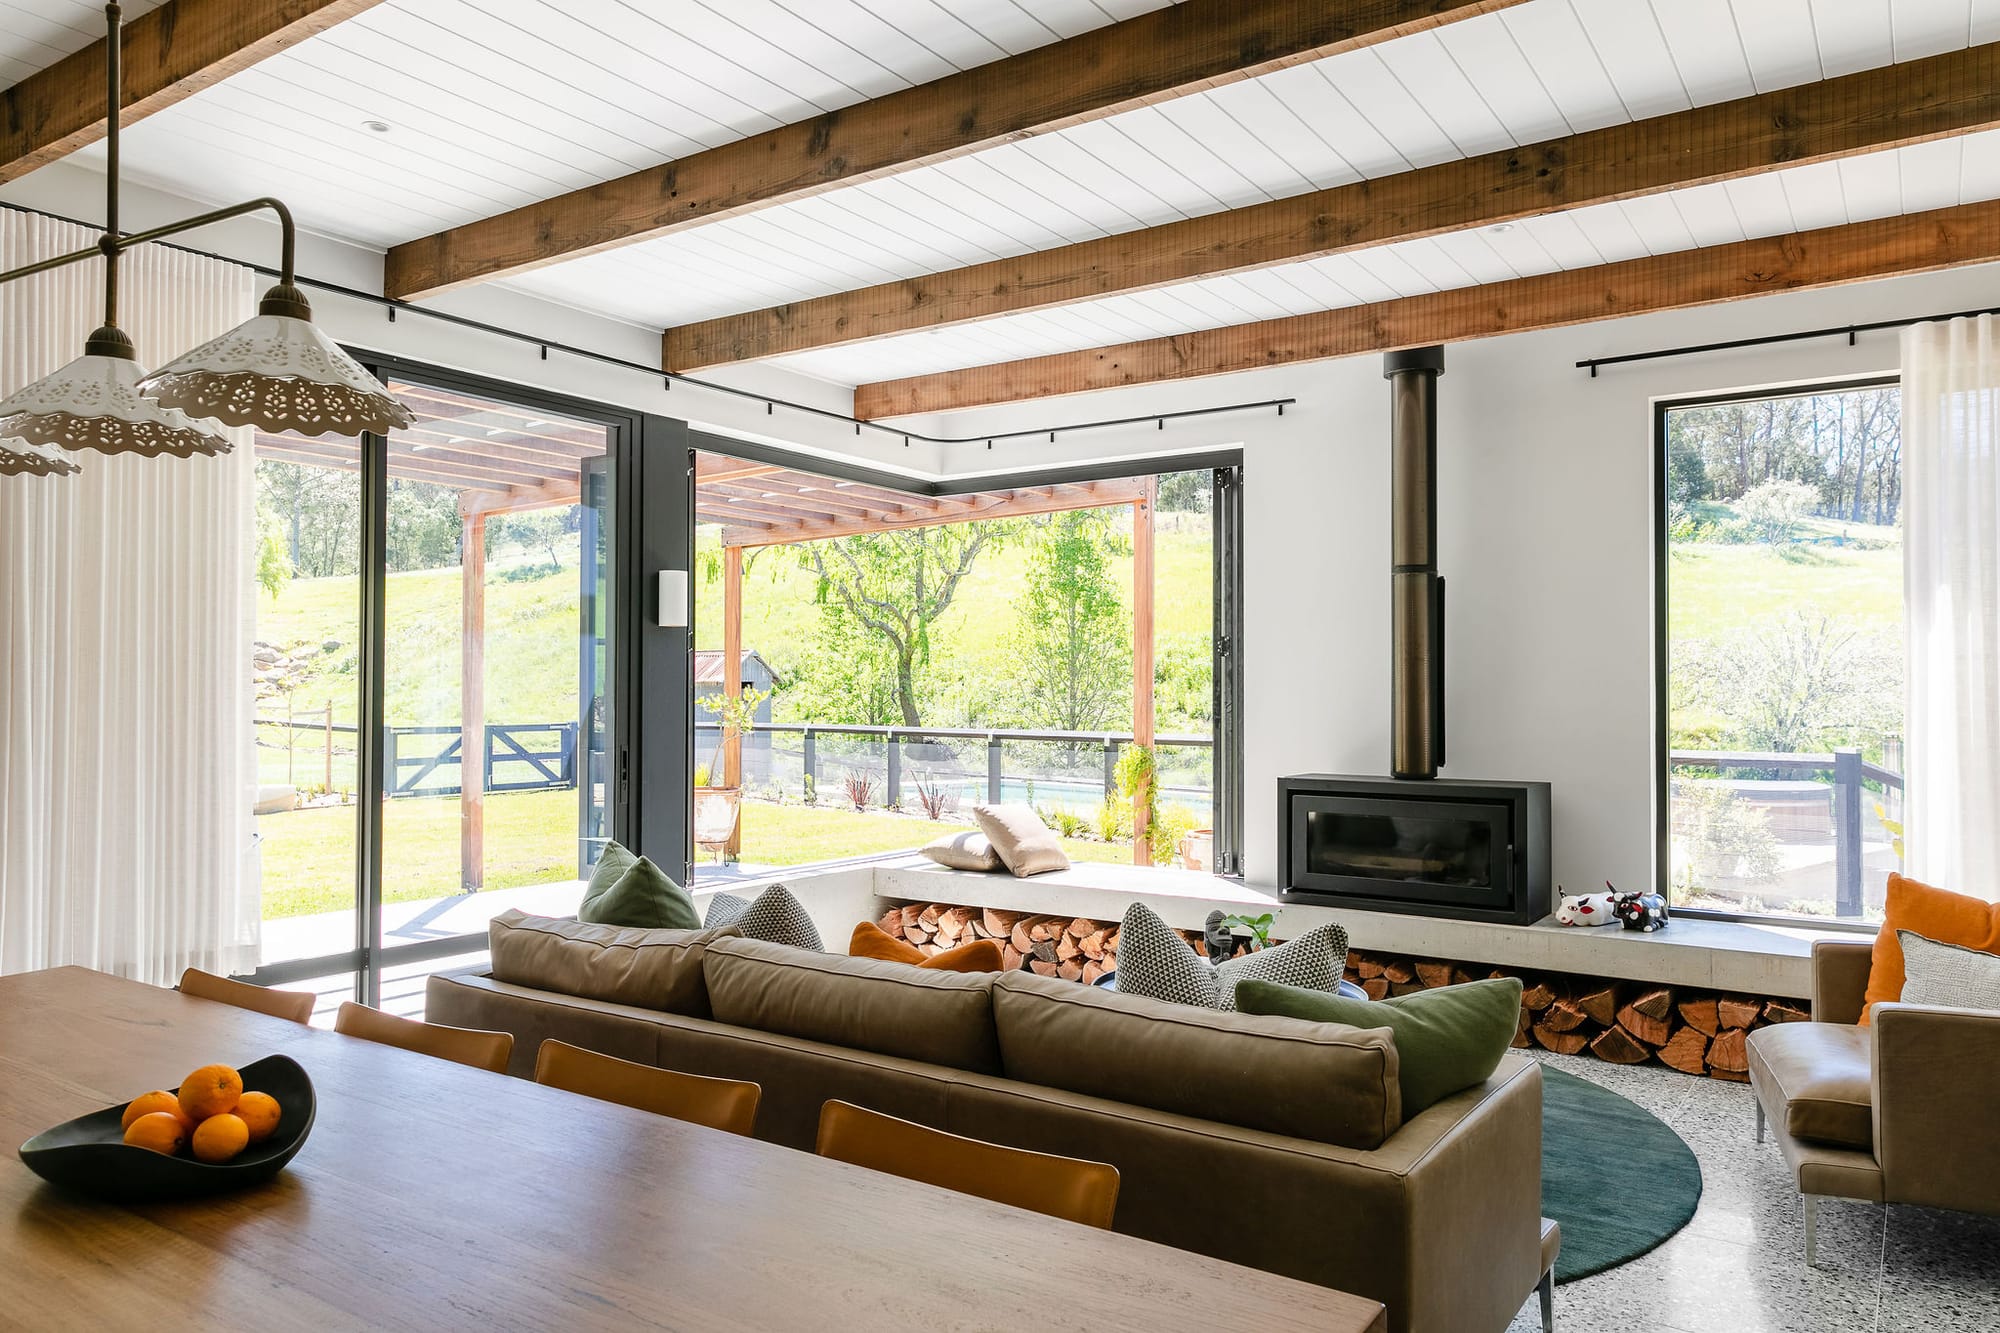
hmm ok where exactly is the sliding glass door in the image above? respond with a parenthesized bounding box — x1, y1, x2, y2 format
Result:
(248, 365, 629, 1015)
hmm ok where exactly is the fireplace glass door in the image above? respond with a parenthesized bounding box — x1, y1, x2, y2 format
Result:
(1291, 795, 1512, 908)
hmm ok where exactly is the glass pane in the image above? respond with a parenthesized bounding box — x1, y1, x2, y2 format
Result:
(689, 453, 1217, 880)
(1663, 385, 1905, 922)
(1304, 809, 1494, 886)
(379, 381, 614, 961)
(250, 431, 362, 969)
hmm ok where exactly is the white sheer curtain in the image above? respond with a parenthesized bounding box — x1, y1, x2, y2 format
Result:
(1900, 314, 2000, 900)
(0, 210, 262, 982)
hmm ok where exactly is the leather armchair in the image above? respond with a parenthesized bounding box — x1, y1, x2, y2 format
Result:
(1747, 938, 2000, 1263)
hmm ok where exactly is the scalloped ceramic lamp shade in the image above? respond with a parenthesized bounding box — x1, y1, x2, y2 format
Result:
(0, 433, 82, 477)
(0, 349, 229, 460)
(136, 284, 412, 437)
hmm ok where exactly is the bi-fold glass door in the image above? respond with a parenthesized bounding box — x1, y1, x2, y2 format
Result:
(249, 363, 628, 1014)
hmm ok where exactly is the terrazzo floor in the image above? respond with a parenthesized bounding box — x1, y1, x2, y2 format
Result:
(1505, 1051, 2000, 1333)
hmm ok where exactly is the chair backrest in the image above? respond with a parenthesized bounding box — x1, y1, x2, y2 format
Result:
(334, 1002, 513, 1073)
(815, 1099, 1119, 1229)
(534, 1040, 760, 1136)
(178, 967, 315, 1025)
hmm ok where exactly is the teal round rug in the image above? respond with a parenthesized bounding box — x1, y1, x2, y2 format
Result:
(1542, 1064, 1703, 1282)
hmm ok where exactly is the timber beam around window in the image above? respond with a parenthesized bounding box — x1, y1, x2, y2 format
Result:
(382, 0, 1526, 301)
(664, 42, 2000, 370)
(851, 198, 2000, 418)
(0, 0, 385, 184)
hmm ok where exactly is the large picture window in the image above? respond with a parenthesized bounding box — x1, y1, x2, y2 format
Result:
(1658, 381, 1905, 923)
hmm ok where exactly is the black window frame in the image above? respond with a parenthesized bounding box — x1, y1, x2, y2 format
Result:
(1652, 374, 1900, 933)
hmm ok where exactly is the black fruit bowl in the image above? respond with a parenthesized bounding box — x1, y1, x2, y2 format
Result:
(18, 1054, 315, 1202)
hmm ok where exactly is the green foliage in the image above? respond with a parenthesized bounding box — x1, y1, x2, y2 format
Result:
(1154, 800, 1200, 866)
(385, 480, 464, 573)
(1682, 606, 1900, 756)
(1154, 631, 1213, 730)
(799, 523, 1000, 728)
(1114, 744, 1187, 862)
(1736, 478, 1819, 544)
(1094, 795, 1130, 843)
(1672, 781, 1782, 885)
(1007, 508, 1130, 734)
(1154, 469, 1212, 515)
(1667, 386, 1901, 525)
(254, 503, 292, 599)
(698, 686, 770, 781)
(1220, 912, 1275, 948)
(488, 509, 574, 568)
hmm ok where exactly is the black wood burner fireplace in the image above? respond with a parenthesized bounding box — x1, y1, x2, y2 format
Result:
(1279, 775, 1552, 925)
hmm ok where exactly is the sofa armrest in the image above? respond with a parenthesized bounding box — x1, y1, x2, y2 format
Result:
(1872, 1002, 2000, 1212)
(1813, 939, 1874, 1024)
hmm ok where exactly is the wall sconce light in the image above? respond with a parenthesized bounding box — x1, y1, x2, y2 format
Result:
(657, 570, 689, 628)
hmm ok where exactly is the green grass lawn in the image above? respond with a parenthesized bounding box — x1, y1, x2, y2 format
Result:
(258, 791, 1132, 919)
(1667, 541, 1902, 639)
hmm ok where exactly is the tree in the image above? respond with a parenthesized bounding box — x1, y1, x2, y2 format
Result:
(1736, 478, 1817, 544)
(1706, 607, 1901, 754)
(1007, 508, 1131, 738)
(799, 523, 998, 728)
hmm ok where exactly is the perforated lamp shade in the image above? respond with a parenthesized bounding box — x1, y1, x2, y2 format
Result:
(135, 283, 412, 437)
(0, 339, 229, 460)
(0, 434, 82, 477)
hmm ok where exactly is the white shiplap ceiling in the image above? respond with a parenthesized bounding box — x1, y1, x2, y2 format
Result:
(0, 0, 164, 86)
(11, 0, 2000, 388)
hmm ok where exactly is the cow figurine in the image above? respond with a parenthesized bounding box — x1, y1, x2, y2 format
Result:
(1611, 883, 1670, 932)
(1555, 887, 1619, 927)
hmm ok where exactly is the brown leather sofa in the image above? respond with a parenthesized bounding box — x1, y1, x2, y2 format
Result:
(1747, 938, 2000, 1264)
(428, 931, 1551, 1333)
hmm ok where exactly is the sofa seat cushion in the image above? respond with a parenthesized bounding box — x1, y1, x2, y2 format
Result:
(1747, 1019, 1873, 1150)
(487, 909, 738, 1016)
(702, 935, 1002, 1075)
(991, 969, 1400, 1149)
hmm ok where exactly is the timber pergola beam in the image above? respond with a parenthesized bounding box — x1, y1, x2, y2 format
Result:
(853, 199, 2000, 416)
(384, 0, 1526, 300)
(0, 0, 386, 183)
(666, 41, 2000, 369)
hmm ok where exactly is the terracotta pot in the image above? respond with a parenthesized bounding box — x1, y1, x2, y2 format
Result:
(692, 786, 741, 849)
(1178, 828, 1214, 872)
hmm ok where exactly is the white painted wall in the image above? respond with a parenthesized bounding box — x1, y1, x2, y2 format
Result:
(12, 160, 1998, 894)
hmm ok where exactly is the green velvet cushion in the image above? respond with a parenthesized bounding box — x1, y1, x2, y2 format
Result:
(577, 843, 700, 930)
(1235, 975, 1523, 1115)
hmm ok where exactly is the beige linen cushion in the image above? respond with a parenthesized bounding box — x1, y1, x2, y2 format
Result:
(991, 969, 1403, 1149)
(487, 909, 739, 1017)
(702, 935, 1002, 1074)
(921, 830, 1003, 872)
(973, 803, 1070, 877)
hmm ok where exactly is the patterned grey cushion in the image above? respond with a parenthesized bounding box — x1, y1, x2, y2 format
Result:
(704, 884, 823, 952)
(1898, 929, 2000, 1011)
(1114, 902, 1348, 1011)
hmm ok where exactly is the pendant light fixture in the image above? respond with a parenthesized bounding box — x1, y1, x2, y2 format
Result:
(0, 2, 410, 479)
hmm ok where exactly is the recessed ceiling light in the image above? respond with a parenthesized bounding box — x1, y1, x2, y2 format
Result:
(1489, 222, 1515, 234)
(362, 120, 392, 134)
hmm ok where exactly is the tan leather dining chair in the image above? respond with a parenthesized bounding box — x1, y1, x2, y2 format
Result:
(815, 1099, 1119, 1229)
(334, 1002, 512, 1073)
(534, 1040, 760, 1136)
(178, 967, 315, 1024)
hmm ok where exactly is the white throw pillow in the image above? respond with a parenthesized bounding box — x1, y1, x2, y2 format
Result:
(921, 830, 1003, 872)
(1898, 929, 2000, 1011)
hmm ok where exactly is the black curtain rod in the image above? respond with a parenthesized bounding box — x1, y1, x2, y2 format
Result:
(1576, 302, 2000, 375)
(1, 201, 1291, 446)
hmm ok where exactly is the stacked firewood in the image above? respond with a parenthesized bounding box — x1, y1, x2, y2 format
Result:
(1347, 951, 1809, 1080)
(880, 903, 1214, 984)
(879, 902, 1809, 1080)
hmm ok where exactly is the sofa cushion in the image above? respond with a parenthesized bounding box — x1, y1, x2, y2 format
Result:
(703, 883, 822, 951)
(1899, 929, 2000, 1011)
(991, 968, 1401, 1149)
(849, 920, 1004, 973)
(1236, 976, 1522, 1116)
(578, 849, 701, 930)
(973, 804, 1070, 877)
(487, 909, 738, 1016)
(1746, 1019, 1873, 1150)
(1863, 873, 2000, 1023)
(1114, 902, 1348, 1010)
(921, 830, 1003, 872)
(702, 935, 1002, 1075)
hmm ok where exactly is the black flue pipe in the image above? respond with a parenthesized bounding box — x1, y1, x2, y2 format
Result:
(1385, 346, 1446, 780)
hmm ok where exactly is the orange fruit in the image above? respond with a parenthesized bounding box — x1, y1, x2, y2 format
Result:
(121, 1090, 188, 1132)
(235, 1091, 281, 1144)
(177, 1064, 242, 1122)
(123, 1111, 189, 1156)
(191, 1112, 249, 1164)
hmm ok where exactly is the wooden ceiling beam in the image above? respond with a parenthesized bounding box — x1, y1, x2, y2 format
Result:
(694, 458, 787, 484)
(384, 0, 1524, 300)
(1, 0, 385, 183)
(702, 480, 880, 521)
(667, 42, 2000, 369)
(854, 199, 2000, 416)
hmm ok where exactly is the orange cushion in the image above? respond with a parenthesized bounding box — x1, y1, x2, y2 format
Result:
(1862, 873, 2000, 1023)
(848, 921, 1004, 974)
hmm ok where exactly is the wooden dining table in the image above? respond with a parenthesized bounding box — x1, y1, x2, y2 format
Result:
(0, 967, 1386, 1331)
